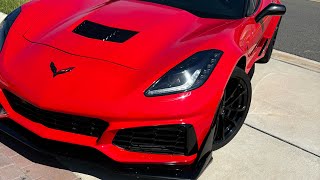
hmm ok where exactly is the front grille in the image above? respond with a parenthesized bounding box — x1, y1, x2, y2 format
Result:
(113, 125, 198, 155)
(73, 20, 138, 43)
(3, 90, 108, 138)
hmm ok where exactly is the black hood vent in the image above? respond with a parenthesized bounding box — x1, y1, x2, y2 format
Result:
(73, 20, 138, 43)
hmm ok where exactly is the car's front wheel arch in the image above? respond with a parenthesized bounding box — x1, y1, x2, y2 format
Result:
(211, 66, 252, 150)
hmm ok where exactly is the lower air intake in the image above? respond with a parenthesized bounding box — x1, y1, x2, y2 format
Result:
(3, 90, 108, 138)
(113, 125, 198, 155)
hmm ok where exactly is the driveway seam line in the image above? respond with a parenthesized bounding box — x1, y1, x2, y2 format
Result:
(244, 123, 320, 158)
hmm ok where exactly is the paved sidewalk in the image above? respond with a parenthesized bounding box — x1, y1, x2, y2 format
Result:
(0, 138, 79, 180)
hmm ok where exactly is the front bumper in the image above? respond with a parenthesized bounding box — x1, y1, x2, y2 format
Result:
(0, 87, 217, 165)
(0, 118, 214, 179)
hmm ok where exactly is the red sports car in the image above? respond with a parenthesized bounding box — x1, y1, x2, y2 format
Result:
(0, 0, 285, 179)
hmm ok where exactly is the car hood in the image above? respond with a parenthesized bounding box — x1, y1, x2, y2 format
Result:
(23, 0, 231, 70)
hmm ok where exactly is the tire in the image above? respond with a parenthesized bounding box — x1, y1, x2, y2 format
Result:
(212, 67, 252, 151)
(248, 64, 255, 80)
(257, 22, 280, 64)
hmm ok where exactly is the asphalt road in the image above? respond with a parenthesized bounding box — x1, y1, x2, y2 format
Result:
(275, 0, 320, 62)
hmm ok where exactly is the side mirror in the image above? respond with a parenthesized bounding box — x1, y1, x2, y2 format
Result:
(255, 3, 286, 22)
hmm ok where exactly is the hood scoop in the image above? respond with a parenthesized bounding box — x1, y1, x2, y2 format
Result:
(73, 20, 138, 43)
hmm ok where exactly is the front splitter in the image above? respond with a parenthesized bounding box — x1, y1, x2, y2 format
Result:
(0, 119, 215, 180)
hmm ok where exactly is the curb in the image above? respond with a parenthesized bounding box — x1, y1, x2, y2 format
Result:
(272, 50, 320, 73)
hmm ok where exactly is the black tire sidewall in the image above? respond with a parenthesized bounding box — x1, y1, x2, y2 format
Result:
(248, 63, 255, 80)
(212, 67, 252, 151)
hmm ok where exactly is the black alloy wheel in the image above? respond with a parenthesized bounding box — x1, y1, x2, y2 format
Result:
(212, 67, 252, 151)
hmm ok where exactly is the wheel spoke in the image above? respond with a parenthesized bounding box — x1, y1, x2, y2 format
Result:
(225, 105, 246, 112)
(225, 89, 247, 108)
(225, 84, 241, 104)
(214, 113, 225, 142)
(220, 117, 225, 140)
(225, 117, 237, 127)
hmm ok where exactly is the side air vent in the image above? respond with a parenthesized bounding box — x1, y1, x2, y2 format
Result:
(113, 125, 198, 155)
(73, 20, 138, 43)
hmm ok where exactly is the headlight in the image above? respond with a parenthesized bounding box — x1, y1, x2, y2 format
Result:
(0, 7, 21, 51)
(145, 50, 223, 97)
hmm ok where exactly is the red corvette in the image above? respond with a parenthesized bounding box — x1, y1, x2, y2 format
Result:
(0, 0, 285, 179)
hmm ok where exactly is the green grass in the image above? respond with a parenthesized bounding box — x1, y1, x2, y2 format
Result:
(0, 0, 28, 14)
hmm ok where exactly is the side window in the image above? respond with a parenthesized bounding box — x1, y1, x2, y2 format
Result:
(247, 0, 260, 16)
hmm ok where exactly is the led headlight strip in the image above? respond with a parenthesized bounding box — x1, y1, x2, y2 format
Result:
(145, 50, 223, 96)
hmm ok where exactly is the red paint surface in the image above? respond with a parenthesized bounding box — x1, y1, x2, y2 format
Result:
(0, 0, 282, 164)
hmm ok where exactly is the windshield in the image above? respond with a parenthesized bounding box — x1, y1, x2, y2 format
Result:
(142, 0, 246, 19)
